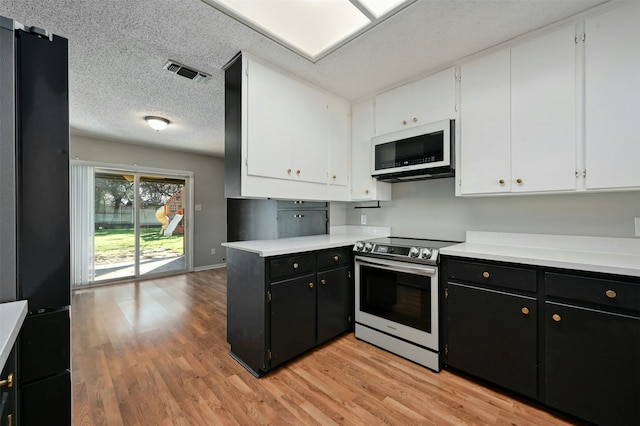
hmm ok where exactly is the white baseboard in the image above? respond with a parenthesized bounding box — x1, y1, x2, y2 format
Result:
(193, 263, 226, 272)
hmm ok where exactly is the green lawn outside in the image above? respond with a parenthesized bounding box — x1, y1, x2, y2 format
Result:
(94, 227, 184, 264)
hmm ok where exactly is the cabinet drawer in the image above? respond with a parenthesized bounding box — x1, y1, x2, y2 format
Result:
(545, 272, 640, 312)
(277, 200, 327, 210)
(269, 253, 316, 280)
(317, 247, 351, 269)
(447, 259, 537, 293)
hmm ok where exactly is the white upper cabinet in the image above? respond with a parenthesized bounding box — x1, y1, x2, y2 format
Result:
(351, 99, 391, 201)
(459, 25, 576, 195)
(246, 58, 328, 185)
(374, 67, 456, 136)
(225, 53, 351, 201)
(460, 48, 511, 195)
(511, 24, 576, 193)
(328, 96, 350, 187)
(584, 1, 640, 190)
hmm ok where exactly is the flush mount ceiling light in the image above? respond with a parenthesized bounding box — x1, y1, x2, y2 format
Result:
(144, 116, 170, 131)
(201, 0, 416, 62)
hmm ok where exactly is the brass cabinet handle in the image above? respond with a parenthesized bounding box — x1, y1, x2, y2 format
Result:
(482, 271, 490, 279)
(332, 175, 337, 179)
(606, 289, 617, 299)
(365, 189, 369, 194)
(0, 373, 14, 388)
(516, 178, 523, 184)
(321, 279, 327, 285)
(402, 120, 407, 125)
(521, 307, 530, 315)
(552, 314, 561, 322)
(293, 262, 299, 269)
(309, 282, 315, 289)
(499, 179, 505, 185)
(287, 168, 292, 174)
(333, 255, 339, 262)
(412, 117, 418, 123)
(296, 170, 301, 175)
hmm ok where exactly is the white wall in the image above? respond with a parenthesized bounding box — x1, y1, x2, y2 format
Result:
(70, 134, 226, 268)
(346, 178, 640, 241)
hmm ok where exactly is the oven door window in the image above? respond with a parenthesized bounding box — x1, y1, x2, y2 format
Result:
(359, 265, 432, 333)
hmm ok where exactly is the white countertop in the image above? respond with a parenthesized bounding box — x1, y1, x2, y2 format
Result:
(441, 231, 640, 277)
(222, 226, 390, 257)
(0, 300, 28, 370)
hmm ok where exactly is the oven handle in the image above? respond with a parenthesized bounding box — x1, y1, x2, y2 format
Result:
(355, 257, 437, 277)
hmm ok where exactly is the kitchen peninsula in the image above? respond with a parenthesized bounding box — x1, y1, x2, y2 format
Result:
(222, 226, 389, 377)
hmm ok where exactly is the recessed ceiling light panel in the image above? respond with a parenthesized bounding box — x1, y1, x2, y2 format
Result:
(202, 0, 415, 62)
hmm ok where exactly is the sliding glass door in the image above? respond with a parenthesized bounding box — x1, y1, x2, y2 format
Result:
(93, 171, 136, 281)
(138, 175, 186, 277)
(72, 165, 190, 287)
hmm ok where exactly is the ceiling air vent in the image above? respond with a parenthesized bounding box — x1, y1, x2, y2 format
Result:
(163, 60, 210, 83)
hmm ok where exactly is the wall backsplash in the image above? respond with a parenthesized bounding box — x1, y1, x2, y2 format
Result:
(344, 178, 640, 241)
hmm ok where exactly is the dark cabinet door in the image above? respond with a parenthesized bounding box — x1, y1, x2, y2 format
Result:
(317, 266, 351, 344)
(270, 274, 317, 368)
(446, 283, 537, 398)
(20, 371, 71, 426)
(544, 302, 640, 426)
(16, 30, 70, 312)
(19, 309, 70, 383)
(0, 347, 17, 426)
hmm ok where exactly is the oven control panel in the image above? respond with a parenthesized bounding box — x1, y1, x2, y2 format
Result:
(353, 241, 439, 264)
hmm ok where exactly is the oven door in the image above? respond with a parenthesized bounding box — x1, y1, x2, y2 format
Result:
(354, 255, 439, 350)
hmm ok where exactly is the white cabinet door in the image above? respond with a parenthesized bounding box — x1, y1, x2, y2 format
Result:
(374, 83, 413, 136)
(246, 59, 295, 180)
(246, 59, 328, 185)
(585, 2, 640, 190)
(351, 99, 391, 200)
(328, 96, 350, 187)
(411, 67, 456, 127)
(290, 84, 328, 184)
(460, 48, 511, 195)
(511, 24, 576, 193)
(374, 67, 456, 136)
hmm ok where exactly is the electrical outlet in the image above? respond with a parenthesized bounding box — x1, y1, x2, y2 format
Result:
(360, 214, 367, 225)
(635, 217, 640, 237)
(211, 248, 216, 255)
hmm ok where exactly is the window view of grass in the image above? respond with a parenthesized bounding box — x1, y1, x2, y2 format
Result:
(94, 227, 184, 264)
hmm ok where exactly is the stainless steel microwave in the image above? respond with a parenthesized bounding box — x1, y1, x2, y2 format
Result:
(371, 119, 454, 182)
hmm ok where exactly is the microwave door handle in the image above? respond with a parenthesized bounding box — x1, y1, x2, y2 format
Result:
(356, 258, 436, 277)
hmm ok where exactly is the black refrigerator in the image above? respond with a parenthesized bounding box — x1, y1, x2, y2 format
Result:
(0, 16, 71, 425)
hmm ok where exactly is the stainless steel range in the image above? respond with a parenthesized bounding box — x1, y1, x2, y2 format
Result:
(352, 237, 458, 372)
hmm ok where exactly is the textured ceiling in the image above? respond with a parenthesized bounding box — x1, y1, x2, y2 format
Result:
(0, 0, 610, 156)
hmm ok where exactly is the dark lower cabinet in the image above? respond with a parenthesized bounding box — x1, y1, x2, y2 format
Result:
(270, 274, 317, 368)
(0, 347, 17, 426)
(317, 265, 351, 345)
(446, 283, 537, 399)
(443, 256, 640, 426)
(544, 302, 640, 425)
(20, 371, 71, 426)
(227, 245, 352, 377)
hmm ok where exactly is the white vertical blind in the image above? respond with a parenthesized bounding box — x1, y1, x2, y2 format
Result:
(71, 164, 95, 287)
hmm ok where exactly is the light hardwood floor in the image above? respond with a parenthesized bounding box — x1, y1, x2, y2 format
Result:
(72, 269, 578, 425)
